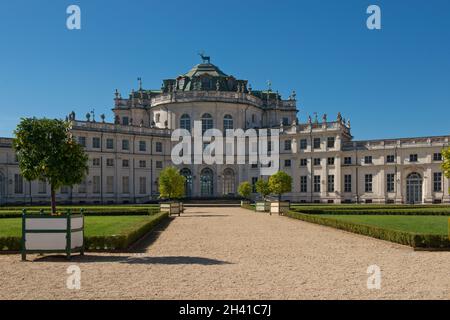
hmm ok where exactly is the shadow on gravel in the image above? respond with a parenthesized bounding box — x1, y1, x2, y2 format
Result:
(33, 255, 233, 265)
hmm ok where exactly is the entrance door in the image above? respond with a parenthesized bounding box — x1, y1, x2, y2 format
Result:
(406, 173, 422, 204)
(200, 168, 214, 197)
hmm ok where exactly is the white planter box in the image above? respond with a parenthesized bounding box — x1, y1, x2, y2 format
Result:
(22, 213, 84, 261)
(270, 201, 290, 215)
(160, 202, 181, 216)
(255, 201, 270, 212)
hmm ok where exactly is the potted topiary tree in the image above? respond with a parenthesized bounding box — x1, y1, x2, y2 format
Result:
(255, 179, 271, 212)
(13, 118, 89, 260)
(159, 166, 186, 216)
(268, 171, 292, 215)
(238, 181, 252, 207)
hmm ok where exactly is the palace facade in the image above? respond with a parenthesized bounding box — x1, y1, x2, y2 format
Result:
(0, 60, 449, 204)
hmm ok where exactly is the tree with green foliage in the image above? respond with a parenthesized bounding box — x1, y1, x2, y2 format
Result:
(255, 179, 271, 200)
(13, 118, 89, 214)
(159, 166, 186, 200)
(238, 181, 252, 200)
(268, 171, 292, 201)
(442, 148, 450, 191)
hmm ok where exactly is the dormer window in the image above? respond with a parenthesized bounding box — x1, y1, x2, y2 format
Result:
(155, 113, 160, 123)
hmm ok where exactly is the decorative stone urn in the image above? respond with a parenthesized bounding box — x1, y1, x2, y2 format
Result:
(160, 202, 181, 216)
(21, 209, 84, 261)
(270, 201, 290, 215)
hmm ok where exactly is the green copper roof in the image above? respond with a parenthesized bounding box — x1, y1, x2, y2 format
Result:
(182, 63, 228, 78)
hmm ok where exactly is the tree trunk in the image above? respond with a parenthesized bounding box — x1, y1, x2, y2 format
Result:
(278, 194, 281, 201)
(51, 186, 56, 214)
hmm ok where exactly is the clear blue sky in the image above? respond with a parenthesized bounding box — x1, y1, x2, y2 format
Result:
(0, 0, 449, 140)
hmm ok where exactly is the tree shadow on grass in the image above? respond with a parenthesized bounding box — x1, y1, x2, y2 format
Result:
(32, 254, 233, 265)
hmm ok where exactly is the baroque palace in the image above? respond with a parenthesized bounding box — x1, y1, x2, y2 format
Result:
(0, 58, 449, 205)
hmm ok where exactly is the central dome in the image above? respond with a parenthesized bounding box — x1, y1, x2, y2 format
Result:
(183, 63, 228, 78)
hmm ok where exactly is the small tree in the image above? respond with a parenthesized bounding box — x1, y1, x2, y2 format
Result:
(238, 181, 252, 201)
(442, 148, 450, 191)
(255, 179, 271, 201)
(159, 166, 186, 201)
(268, 171, 292, 201)
(13, 118, 88, 213)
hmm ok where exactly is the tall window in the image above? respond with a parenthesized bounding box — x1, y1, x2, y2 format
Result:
(327, 175, 335, 192)
(364, 156, 372, 164)
(155, 142, 163, 153)
(78, 179, 86, 194)
(327, 137, 335, 148)
(38, 180, 47, 194)
(93, 158, 101, 167)
(365, 174, 373, 192)
(433, 172, 442, 192)
(300, 176, 307, 193)
(139, 177, 147, 194)
(313, 138, 321, 149)
(284, 140, 292, 151)
(344, 157, 352, 165)
(223, 115, 233, 130)
(139, 141, 146, 152)
(386, 155, 395, 163)
(122, 176, 130, 194)
(180, 114, 191, 132)
(300, 159, 307, 167)
(300, 139, 307, 150)
(433, 153, 442, 161)
(14, 174, 23, 194)
(122, 139, 129, 151)
(106, 138, 114, 150)
(93, 176, 101, 194)
(313, 175, 321, 193)
(106, 176, 114, 193)
(409, 154, 418, 162)
(386, 173, 395, 192)
(92, 137, 101, 149)
(122, 117, 129, 125)
(201, 113, 213, 134)
(327, 157, 335, 165)
(78, 136, 86, 147)
(344, 174, 352, 193)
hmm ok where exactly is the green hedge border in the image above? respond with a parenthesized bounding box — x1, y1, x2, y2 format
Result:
(0, 208, 160, 219)
(285, 211, 450, 249)
(0, 212, 169, 252)
(290, 208, 450, 216)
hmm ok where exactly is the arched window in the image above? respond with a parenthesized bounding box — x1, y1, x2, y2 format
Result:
(200, 168, 214, 197)
(201, 113, 213, 134)
(223, 168, 235, 195)
(180, 114, 191, 132)
(180, 168, 192, 197)
(223, 114, 233, 130)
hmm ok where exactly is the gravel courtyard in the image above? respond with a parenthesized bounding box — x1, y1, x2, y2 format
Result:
(0, 207, 449, 300)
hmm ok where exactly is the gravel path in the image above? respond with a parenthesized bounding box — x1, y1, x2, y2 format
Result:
(0, 207, 449, 300)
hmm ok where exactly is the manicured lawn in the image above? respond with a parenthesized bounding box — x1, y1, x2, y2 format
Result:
(0, 215, 162, 238)
(321, 215, 449, 236)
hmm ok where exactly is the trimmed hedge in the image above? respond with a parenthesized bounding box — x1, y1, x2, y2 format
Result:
(0, 207, 160, 218)
(241, 204, 255, 211)
(285, 211, 450, 249)
(291, 207, 450, 216)
(0, 212, 169, 252)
